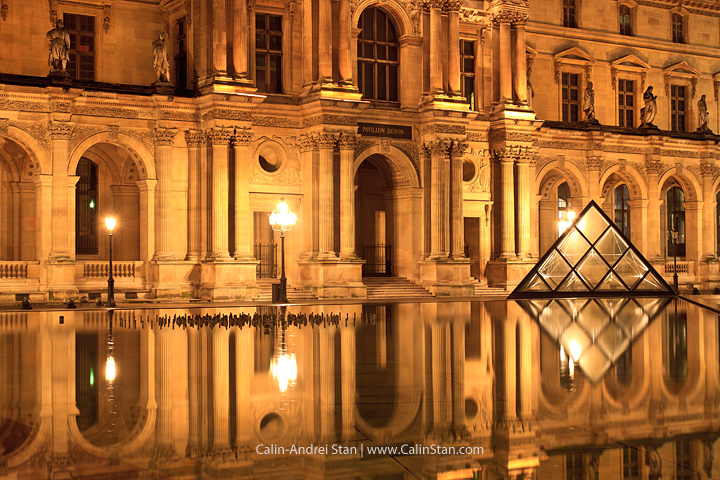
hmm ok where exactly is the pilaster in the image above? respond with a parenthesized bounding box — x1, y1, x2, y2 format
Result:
(185, 130, 204, 262)
(153, 127, 178, 261)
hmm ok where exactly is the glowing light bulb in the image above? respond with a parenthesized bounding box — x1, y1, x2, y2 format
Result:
(105, 356, 116, 382)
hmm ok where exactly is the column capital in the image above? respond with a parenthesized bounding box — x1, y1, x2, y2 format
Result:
(298, 133, 319, 152)
(700, 162, 717, 178)
(48, 121, 74, 139)
(586, 156, 603, 171)
(338, 134, 359, 151)
(424, 140, 451, 156)
(317, 132, 339, 149)
(492, 146, 529, 163)
(489, 10, 529, 25)
(32, 173, 54, 187)
(184, 129, 205, 147)
(452, 141, 469, 155)
(136, 178, 158, 192)
(234, 126, 254, 146)
(445, 0, 464, 12)
(422, 0, 444, 10)
(154, 127, 178, 146)
(644, 159, 664, 176)
(206, 127, 234, 146)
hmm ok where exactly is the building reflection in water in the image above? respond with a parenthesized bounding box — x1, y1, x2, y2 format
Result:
(0, 300, 718, 479)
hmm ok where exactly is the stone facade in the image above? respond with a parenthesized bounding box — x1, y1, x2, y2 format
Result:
(2, 0, 720, 299)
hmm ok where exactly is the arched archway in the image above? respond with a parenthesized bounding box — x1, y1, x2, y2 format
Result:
(353, 147, 420, 279)
(536, 166, 584, 256)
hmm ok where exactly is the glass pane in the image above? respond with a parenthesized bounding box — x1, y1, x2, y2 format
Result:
(389, 66, 398, 101)
(363, 63, 374, 98)
(256, 13, 266, 30)
(377, 10, 386, 41)
(388, 46, 397, 61)
(364, 11, 374, 39)
(377, 45, 386, 60)
(615, 300, 648, 336)
(576, 207, 610, 243)
(596, 324, 629, 361)
(635, 271, 664, 291)
(557, 271, 590, 292)
(269, 34, 282, 51)
(577, 300, 610, 338)
(577, 345, 611, 383)
(538, 301, 572, 339)
(576, 249, 610, 289)
(377, 63, 386, 100)
(269, 14, 282, 31)
(526, 273, 550, 292)
(615, 250, 648, 289)
(560, 323, 592, 360)
(597, 272, 628, 292)
(557, 228, 591, 266)
(596, 228, 628, 266)
(256, 33, 266, 50)
(537, 250, 572, 289)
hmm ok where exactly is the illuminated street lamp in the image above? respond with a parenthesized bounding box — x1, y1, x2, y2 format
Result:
(558, 211, 576, 236)
(671, 222, 679, 293)
(105, 217, 116, 307)
(269, 198, 297, 304)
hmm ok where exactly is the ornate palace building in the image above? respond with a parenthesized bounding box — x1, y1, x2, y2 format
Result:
(2, 0, 720, 300)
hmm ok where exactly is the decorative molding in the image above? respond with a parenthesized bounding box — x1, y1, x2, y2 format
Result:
(425, 124, 466, 135)
(71, 105, 152, 119)
(699, 163, 716, 177)
(393, 141, 421, 178)
(0, 99, 50, 113)
(466, 132, 488, 142)
(234, 126, 254, 145)
(316, 132, 339, 149)
(68, 126, 103, 155)
(1, 0, 7, 20)
(0, 118, 7, 134)
(202, 109, 253, 122)
(586, 156, 604, 170)
(338, 134, 359, 150)
(184, 129, 204, 147)
(424, 140, 451, 156)
(536, 140, 584, 150)
(252, 116, 302, 128)
(459, 7, 484, 23)
(644, 159, 664, 175)
(159, 110, 199, 122)
(303, 114, 357, 127)
(107, 125, 119, 142)
(123, 129, 155, 154)
(48, 122, 74, 139)
(206, 127, 234, 145)
(399, 0, 422, 34)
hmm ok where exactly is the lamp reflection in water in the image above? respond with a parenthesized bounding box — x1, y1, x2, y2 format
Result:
(105, 311, 119, 436)
(270, 309, 297, 392)
(105, 217, 116, 307)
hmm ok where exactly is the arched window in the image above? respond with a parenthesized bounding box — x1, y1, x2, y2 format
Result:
(614, 184, 630, 237)
(557, 181, 571, 236)
(357, 7, 399, 103)
(76, 158, 99, 255)
(667, 186, 685, 257)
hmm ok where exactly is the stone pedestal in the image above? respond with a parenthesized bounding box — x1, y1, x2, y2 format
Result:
(198, 261, 259, 301)
(485, 259, 536, 289)
(197, 75, 259, 96)
(418, 258, 474, 296)
(150, 261, 197, 299)
(298, 258, 366, 299)
(45, 261, 78, 301)
(420, 93, 470, 112)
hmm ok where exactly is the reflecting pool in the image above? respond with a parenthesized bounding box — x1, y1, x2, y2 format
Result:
(0, 299, 719, 479)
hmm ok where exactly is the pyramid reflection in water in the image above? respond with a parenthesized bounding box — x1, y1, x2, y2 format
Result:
(516, 296, 672, 382)
(508, 200, 675, 299)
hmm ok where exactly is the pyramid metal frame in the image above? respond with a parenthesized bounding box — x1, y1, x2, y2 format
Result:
(508, 200, 676, 299)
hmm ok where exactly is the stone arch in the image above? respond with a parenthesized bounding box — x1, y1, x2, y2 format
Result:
(353, 144, 420, 189)
(352, 0, 416, 39)
(68, 132, 155, 180)
(81, 148, 123, 186)
(2, 125, 50, 176)
(0, 139, 23, 183)
(535, 160, 588, 200)
(599, 163, 647, 201)
(657, 167, 701, 202)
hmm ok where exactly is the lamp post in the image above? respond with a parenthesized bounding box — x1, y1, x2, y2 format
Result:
(105, 217, 116, 307)
(671, 221, 679, 294)
(269, 198, 297, 304)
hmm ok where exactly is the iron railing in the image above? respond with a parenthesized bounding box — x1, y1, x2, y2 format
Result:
(362, 244, 391, 276)
(254, 242, 278, 278)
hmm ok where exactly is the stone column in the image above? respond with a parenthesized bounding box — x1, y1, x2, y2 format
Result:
(518, 316, 532, 419)
(213, 0, 228, 75)
(497, 20, 512, 103)
(447, 1, 461, 95)
(339, 134, 357, 258)
(48, 122, 73, 260)
(67, 176, 79, 259)
(338, 0, 352, 84)
(514, 23, 527, 104)
(645, 160, 662, 260)
(154, 128, 178, 261)
(586, 156, 603, 203)
(34, 175, 53, 261)
(233, 127, 254, 259)
(317, 133, 337, 258)
(232, 0, 249, 79)
(701, 164, 716, 260)
(302, 0, 314, 86)
(450, 142, 467, 258)
(137, 179, 157, 262)
(340, 326, 356, 440)
(211, 328, 230, 452)
(51, 319, 73, 463)
(207, 128, 234, 260)
(427, 141, 449, 257)
(502, 316, 517, 422)
(515, 151, 531, 259)
(497, 150, 516, 258)
(318, 0, 332, 82)
(299, 134, 319, 255)
(431, 322, 450, 432)
(236, 328, 253, 446)
(451, 322, 465, 433)
(429, 0, 443, 93)
(186, 328, 202, 456)
(185, 130, 204, 261)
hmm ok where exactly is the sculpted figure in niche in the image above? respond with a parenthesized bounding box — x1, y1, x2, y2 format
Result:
(582, 81, 599, 124)
(640, 86, 658, 128)
(697, 94, 712, 133)
(153, 32, 171, 84)
(47, 19, 71, 73)
(526, 57, 534, 109)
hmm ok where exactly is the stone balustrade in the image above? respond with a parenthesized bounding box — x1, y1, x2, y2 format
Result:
(0, 262, 28, 279)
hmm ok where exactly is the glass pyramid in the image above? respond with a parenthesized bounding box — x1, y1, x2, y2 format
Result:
(508, 200, 675, 299)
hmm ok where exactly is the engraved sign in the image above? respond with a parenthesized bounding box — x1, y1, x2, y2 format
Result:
(357, 122, 412, 139)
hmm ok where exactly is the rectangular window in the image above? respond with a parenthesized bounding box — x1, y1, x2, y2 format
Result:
(672, 13, 685, 43)
(175, 17, 188, 91)
(622, 447, 640, 479)
(562, 72, 580, 123)
(619, 5, 632, 35)
(676, 441, 693, 480)
(460, 40, 475, 109)
(63, 13, 95, 81)
(563, 0, 577, 28)
(255, 13, 283, 94)
(671, 85, 686, 132)
(566, 452, 584, 480)
(618, 79, 635, 128)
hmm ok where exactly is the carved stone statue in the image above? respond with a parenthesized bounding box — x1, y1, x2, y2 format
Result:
(47, 19, 71, 74)
(586, 453, 600, 480)
(640, 86, 658, 128)
(697, 94, 712, 133)
(526, 57, 534, 109)
(582, 81, 599, 124)
(152, 32, 171, 84)
(646, 445, 662, 480)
